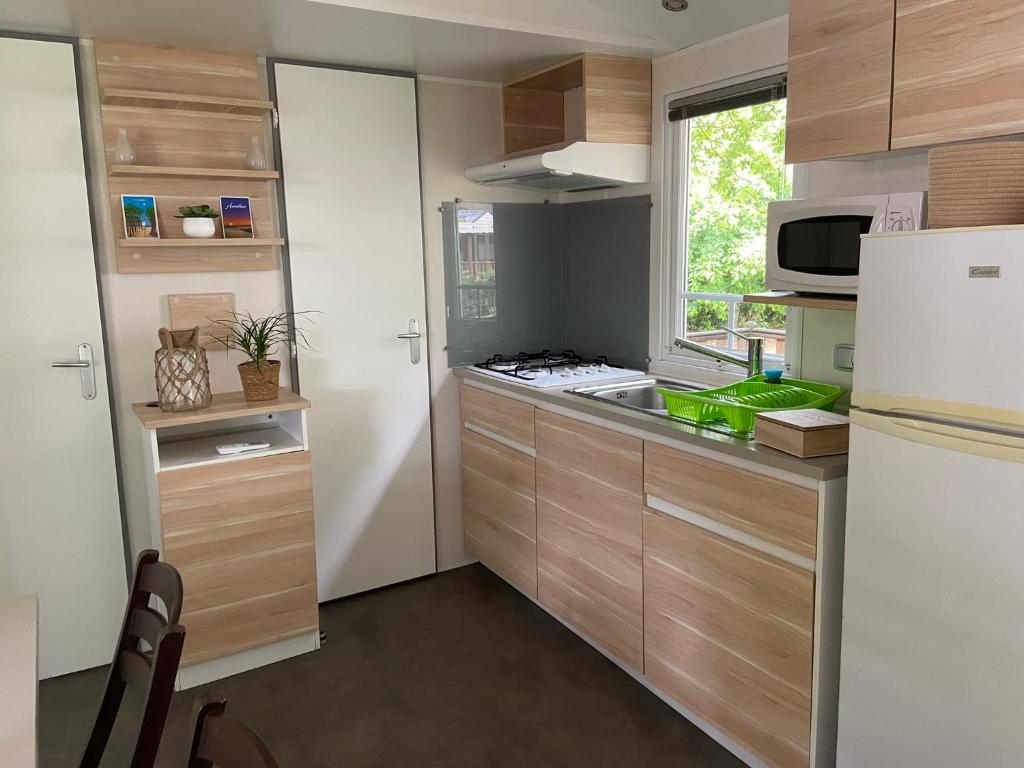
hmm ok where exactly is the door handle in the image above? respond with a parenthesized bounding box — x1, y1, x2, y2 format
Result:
(396, 320, 422, 364)
(51, 343, 96, 400)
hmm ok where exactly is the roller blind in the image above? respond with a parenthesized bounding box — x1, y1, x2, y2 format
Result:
(668, 73, 787, 122)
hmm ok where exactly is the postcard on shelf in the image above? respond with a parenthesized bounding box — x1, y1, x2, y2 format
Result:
(121, 194, 160, 239)
(220, 196, 254, 239)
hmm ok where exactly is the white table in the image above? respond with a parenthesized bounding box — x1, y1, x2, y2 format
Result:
(0, 594, 38, 767)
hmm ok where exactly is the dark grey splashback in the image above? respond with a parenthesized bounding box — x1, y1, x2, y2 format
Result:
(563, 197, 651, 370)
(443, 196, 650, 369)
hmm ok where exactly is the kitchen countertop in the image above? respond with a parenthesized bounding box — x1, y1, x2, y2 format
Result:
(455, 367, 849, 482)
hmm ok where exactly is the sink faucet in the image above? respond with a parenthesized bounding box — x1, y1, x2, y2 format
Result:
(673, 326, 764, 378)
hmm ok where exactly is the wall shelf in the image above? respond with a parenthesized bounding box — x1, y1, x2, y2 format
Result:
(743, 291, 858, 312)
(109, 164, 279, 181)
(118, 238, 284, 248)
(102, 87, 273, 115)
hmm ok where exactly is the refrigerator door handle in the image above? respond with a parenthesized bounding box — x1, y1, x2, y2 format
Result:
(851, 410, 1024, 463)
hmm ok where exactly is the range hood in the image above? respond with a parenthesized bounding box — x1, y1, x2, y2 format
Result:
(464, 141, 650, 193)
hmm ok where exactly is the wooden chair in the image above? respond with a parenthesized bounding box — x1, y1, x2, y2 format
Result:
(80, 549, 186, 768)
(188, 700, 281, 768)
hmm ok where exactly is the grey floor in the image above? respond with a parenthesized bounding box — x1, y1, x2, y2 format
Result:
(40, 563, 742, 767)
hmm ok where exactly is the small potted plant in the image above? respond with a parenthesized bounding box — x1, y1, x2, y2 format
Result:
(176, 204, 220, 239)
(213, 311, 313, 402)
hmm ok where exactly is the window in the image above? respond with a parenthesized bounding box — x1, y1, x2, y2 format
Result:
(665, 74, 792, 371)
(455, 204, 496, 321)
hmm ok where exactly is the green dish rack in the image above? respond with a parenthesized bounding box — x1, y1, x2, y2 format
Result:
(657, 375, 847, 437)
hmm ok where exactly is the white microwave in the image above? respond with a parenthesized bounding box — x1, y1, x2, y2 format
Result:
(766, 192, 927, 295)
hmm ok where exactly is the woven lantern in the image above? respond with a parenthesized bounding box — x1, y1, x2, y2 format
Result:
(154, 327, 212, 412)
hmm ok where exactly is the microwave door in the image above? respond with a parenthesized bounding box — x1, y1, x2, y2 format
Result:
(766, 199, 883, 294)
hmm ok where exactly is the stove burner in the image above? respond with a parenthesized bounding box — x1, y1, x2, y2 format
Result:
(476, 350, 616, 381)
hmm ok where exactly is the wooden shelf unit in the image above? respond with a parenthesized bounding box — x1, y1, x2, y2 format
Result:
(109, 164, 279, 180)
(101, 87, 273, 115)
(743, 291, 858, 311)
(96, 41, 283, 273)
(118, 237, 284, 248)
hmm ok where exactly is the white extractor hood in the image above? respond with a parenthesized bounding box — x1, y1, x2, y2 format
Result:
(464, 141, 650, 192)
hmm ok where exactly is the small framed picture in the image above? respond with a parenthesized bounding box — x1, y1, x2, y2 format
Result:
(121, 194, 160, 239)
(219, 196, 254, 239)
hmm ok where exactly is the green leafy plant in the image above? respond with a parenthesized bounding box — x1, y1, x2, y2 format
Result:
(211, 311, 316, 368)
(176, 204, 220, 219)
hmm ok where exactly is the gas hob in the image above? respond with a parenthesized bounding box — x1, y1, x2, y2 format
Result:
(471, 350, 645, 389)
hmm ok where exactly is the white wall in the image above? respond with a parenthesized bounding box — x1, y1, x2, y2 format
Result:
(416, 76, 548, 571)
(78, 42, 291, 556)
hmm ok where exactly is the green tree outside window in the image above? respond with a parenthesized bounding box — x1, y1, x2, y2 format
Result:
(685, 100, 791, 334)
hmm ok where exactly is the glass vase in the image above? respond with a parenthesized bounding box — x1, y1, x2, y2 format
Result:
(113, 128, 136, 164)
(246, 137, 267, 171)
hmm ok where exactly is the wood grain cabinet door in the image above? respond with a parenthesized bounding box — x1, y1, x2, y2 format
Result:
(461, 428, 537, 598)
(158, 452, 319, 665)
(535, 412, 643, 671)
(460, 382, 535, 449)
(786, 0, 895, 163)
(892, 0, 1024, 148)
(644, 508, 814, 768)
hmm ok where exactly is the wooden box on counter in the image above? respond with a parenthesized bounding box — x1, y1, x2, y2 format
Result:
(133, 389, 319, 690)
(755, 409, 850, 458)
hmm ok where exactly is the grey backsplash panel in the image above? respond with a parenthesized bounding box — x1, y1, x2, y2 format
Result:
(443, 197, 650, 369)
(562, 196, 651, 370)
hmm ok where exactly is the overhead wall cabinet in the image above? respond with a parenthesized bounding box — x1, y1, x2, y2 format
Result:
(503, 53, 652, 155)
(787, 0, 1024, 162)
(94, 42, 282, 273)
(891, 0, 1024, 149)
(785, 0, 896, 163)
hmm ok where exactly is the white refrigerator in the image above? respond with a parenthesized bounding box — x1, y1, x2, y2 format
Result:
(837, 227, 1024, 766)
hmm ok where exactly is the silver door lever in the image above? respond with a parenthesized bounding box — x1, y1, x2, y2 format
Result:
(396, 320, 422, 364)
(51, 343, 97, 399)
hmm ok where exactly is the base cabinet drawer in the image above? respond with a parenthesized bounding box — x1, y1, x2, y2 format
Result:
(460, 381, 535, 448)
(644, 507, 814, 768)
(462, 428, 537, 598)
(645, 441, 819, 561)
(158, 451, 319, 665)
(536, 412, 643, 671)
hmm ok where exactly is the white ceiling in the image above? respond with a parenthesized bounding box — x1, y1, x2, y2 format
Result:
(0, 0, 788, 81)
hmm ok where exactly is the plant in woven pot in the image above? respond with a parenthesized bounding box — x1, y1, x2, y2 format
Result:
(213, 311, 314, 402)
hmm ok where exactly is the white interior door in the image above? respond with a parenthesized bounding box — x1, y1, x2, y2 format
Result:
(0, 36, 127, 678)
(274, 63, 436, 601)
(838, 414, 1024, 767)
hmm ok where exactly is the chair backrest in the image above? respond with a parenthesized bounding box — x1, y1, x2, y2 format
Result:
(188, 700, 281, 768)
(80, 549, 186, 768)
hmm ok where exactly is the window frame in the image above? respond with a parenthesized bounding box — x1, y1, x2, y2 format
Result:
(650, 65, 800, 385)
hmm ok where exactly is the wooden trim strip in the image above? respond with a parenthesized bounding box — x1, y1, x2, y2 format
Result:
(646, 494, 816, 573)
(464, 422, 536, 457)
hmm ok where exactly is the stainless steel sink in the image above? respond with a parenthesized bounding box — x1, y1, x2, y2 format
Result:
(569, 378, 749, 439)
(570, 379, 702, 415)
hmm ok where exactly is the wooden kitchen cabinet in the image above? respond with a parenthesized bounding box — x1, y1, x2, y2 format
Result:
(786, 0, 895, 163)
(891, 0, 1024, 149)
(135, 389, 321, 689)
(159, 451, 318, 666)
(645, 441, 818, 562)
(461, 381, 535, 449)
(535, 411, 644, 671)
(644, 507, 814, 768)
(461, 428, 538, 598)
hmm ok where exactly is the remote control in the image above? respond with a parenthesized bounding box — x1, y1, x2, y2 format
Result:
(216, 441, 271, 456)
